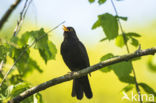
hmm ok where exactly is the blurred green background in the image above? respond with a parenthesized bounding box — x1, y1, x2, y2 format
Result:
(0, 0, 156, 103)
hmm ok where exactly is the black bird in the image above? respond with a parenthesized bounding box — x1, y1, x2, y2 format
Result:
(61, 25, 93, 100)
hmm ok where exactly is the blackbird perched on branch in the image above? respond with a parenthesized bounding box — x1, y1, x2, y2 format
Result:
(61, 25, 93, 100)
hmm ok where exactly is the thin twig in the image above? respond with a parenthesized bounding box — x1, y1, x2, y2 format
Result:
(0, 0, 22, 30)
(110, 0, 142, 102)
(13, 0, 32, 37)
(0, 60, 4, 72)
(8, 47, 156, 103)
(0, 21, 65, 87)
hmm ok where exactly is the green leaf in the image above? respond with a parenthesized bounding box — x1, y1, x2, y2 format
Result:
(115, 35, 124, 48)
(0, 72, 3, 78)
(130, 37, 139, 47)
(100, 53, 114, 61)
(0, 44, 8, 62)
(27, 29, 56, 63)
(89, 0, 95, 3)
(148, 56, 156, 72)
(7, 82, 30, 97)
(10, 75, 23, 84)
(18, 32, 30, 47)
(26, 28, 48, 49)
(116, 16, 128, 21)
(34, 93, 43, 103)
(121, 84, 134, 92)
(6, 82, 43, 103)
(126, 32, 141, 37)
(0, 82, 8, 98)
(92, 19, 101, 30)
(98, 13, 118, 40)
(39, 41, 57, 63)
(100, 37, 107, 42)
(9, 47, 30, 76)
(100, 53, 114, 72)
(139, 83, 156, 96)
(100, 53, 134, 83)
(131, 57, 141, 61)
(9, 46, 42, 76)
(18, 28, 57, 63)
(98, 0, 107, 5)
(110, 61, 134, 83)
(17, 57, 43, 77)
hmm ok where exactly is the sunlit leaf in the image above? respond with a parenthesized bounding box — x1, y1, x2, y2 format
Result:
(39, 41, 57, 63)
(17, 28, 57, 63)
(139, 83, 156, 96)
(92, 19, 101, 30)
(126, 32, 141, 37)
(130, 37, 139, 47)
(0, 44, 8, 62)
(115, 35, 124, 48)
(98, 13, 118, 40)
(9, 46, 42, 76)
(98, 0, 107, 5)
(121, 84, 134, 92)
(6, 82, 43, 103)
(131, 57, 141, 61)
(34, 93, 43, 103)
(116, 16, 128, 21)
(17, 57, 43, 77)
(100, 53, 134, 83)
(100, 37, 107, 42)
(148, 56, 156, 72)
(0, 83, 8, 98)
(100, 53, 114, 72)
(7, 82, 30, 97)
(16, 32, 30, 47)
(89, 0, 95, 3)
(110, 61, 135, 83)
(10, 75, 23, 84)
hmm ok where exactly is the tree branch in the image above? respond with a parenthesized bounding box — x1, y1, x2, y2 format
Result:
(8, 47, 156, 103)
(0, 0, 22, 30)
(13, 0, 32, 37)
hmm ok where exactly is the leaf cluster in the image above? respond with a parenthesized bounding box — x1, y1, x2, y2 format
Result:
(0, 28, 57, 102)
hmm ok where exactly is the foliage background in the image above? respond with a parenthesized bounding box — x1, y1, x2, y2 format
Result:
(0, 0, 156, 103)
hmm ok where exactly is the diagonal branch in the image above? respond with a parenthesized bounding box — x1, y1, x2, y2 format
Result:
(0, 0, 22, 30)
(13, 0, 32, 37)
(8, 47, 156, 103)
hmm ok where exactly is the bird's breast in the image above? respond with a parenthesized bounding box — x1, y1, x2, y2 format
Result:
(61, 40, 87, 71)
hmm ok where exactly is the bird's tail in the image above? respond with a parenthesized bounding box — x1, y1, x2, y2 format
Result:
(72, 75, 92, 100)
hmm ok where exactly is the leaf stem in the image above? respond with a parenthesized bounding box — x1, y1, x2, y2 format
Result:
(110, 0, 142, 102)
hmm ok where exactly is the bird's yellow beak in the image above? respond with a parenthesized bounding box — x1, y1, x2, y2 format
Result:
(63, 25, 69, 31)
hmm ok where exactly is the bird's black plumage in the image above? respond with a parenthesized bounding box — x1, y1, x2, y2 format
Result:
(61, 26, 93, 99)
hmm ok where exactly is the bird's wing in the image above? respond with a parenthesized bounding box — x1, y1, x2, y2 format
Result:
(61, 40, 90, 71)
(78, 41, 90, 67)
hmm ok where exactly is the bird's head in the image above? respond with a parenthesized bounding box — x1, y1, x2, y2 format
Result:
(62, 25, 78, 40)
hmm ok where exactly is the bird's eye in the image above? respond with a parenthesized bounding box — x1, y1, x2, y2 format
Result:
(69, 29, 73, 32)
